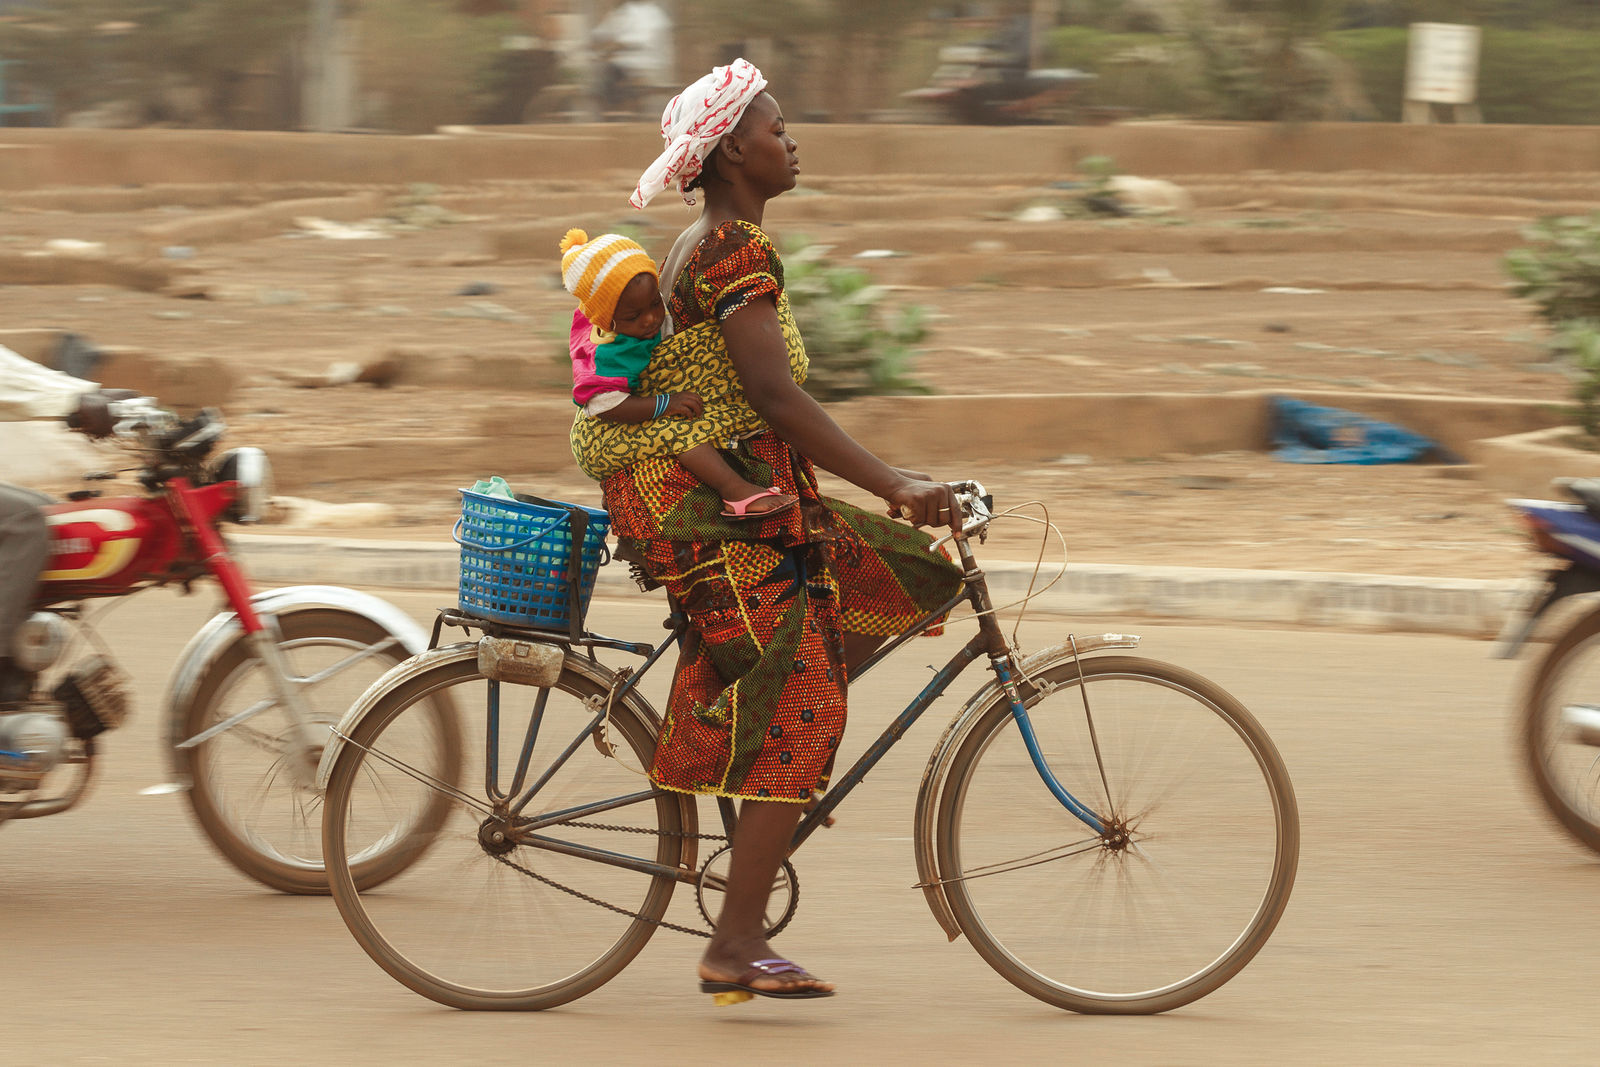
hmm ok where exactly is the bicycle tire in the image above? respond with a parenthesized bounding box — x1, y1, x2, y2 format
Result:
(934, 653, 1298, 1014)
(1523, 603, 1600, 854)
(322, 651, 697, 1010)
(177, 608, 450, 894)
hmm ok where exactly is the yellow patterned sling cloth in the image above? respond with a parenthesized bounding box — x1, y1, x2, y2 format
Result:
(569, 293, 808, 482)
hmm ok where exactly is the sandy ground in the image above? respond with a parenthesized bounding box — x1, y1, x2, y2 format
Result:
(3, 171, 1586, 581)
(7, 591, 1598, 1064)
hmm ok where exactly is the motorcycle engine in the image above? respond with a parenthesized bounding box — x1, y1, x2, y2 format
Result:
(52, 656, 132, 739)
(0, 704, 70, 788)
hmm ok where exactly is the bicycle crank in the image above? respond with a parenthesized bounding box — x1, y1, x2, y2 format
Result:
(695, 844, 799, 938)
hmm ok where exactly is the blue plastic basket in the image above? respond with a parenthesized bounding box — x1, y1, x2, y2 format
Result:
(454, 489, 611, 632)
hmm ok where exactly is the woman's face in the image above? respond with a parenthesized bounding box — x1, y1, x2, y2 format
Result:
(729, 93, 799, 195)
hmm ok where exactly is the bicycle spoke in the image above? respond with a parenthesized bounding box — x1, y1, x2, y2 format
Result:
(330, 727, 493, 816)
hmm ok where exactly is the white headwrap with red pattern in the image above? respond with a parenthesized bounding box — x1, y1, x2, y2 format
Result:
(630, 58, 768, 210)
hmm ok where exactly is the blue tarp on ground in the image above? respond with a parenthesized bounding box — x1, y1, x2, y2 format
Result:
(1269, 395, 1438, 465)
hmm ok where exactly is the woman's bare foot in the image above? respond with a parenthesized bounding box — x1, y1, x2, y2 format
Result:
(698, 935, 835, 996)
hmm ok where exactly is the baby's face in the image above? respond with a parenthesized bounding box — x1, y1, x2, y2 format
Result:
(611, 273, 665, 338)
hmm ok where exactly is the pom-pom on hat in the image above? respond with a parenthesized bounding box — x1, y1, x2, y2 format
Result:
(558, 228, 658, 330)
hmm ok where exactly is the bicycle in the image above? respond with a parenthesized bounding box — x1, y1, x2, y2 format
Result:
(318, 481, 1300, 1013)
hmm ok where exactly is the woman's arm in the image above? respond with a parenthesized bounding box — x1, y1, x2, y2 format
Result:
(722, 297, 958, 530)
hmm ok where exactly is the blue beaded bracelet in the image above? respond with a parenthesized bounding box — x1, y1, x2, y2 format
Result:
(652, 394, 670, 419)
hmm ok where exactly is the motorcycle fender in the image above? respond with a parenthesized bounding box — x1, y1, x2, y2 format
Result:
(1491, 567, 1600, 659)
(911, 633, 1140, 942)
(161, 585, 430, 784)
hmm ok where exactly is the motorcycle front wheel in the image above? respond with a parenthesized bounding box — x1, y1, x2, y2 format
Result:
(174, 608, 459, 894)
(1524, 604, 1600, 855)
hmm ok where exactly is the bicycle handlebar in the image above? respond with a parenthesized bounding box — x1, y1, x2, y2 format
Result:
(927, 480, 993, 552)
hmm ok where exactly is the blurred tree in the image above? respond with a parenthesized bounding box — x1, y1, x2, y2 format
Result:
(688, 0, 948, 119)
(1181, 0, 1372, 120)
(0, 0, 306, 125)
(358, 0, 517, 132)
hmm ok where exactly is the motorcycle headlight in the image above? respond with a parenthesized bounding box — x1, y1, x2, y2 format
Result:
(210, 447, 273, 524)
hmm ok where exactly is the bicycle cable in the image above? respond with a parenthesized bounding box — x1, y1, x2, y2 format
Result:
(940, 501, 1069, 656)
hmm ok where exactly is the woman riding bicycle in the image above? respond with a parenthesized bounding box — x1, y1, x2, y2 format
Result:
(570, 59, 964, 1002)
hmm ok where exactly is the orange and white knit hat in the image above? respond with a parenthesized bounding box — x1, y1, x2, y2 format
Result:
(558, 229, 658, 330)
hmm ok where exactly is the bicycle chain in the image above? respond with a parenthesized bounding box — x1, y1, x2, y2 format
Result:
(489, 820, 731, 939)
(490, 851, 714, 938)
(563, 819, 727, 841)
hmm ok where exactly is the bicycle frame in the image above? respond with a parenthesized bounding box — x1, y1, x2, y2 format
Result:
(465, 531, 1110, 889)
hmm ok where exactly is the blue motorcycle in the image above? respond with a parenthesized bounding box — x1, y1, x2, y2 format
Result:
(1498, 479, 1600, 853)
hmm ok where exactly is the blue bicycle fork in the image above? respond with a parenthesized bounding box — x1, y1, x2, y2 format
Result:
(990, 656, 1106, 835)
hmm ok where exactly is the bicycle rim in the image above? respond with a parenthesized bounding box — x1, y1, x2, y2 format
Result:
(936, 654, 1298, 1013)
(323, 654, 695, 1010)
(1525, 607, 1600, 854)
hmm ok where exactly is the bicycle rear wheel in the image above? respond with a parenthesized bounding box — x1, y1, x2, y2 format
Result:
(935, 654, 1298, 1014)
(322, 651, 697, 1010)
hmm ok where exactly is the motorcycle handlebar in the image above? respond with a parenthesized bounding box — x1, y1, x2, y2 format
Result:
(71, 394, 228, 460)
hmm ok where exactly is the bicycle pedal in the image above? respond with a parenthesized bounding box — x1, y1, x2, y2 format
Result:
(711, 990, 754, 1006)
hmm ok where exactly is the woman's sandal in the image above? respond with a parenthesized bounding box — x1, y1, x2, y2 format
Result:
(699, 958, 836, 1005)
(721, 487, 798, 519)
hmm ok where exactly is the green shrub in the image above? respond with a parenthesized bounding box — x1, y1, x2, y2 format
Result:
(1554, 321, 1600, 446)
(1505, 215, 1600, 327)
(1506, 215, 1600, 443)
(782, 241, 933, 402)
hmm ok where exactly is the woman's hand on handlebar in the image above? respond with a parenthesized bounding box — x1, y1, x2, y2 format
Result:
(884, 478, 961, 534)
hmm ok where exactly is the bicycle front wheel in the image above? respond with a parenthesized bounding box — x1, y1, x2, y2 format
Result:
(935, 654, 1298, 1014)
(322, 651, 697, 1010)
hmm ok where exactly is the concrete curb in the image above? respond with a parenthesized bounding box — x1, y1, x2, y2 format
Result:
(230, 532, 1525, 639)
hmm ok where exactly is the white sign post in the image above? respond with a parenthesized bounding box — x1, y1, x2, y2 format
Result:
(1403, 22, 1483, 124)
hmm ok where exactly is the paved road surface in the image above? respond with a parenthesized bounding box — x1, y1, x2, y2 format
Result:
(4, 588, 1594, 1064)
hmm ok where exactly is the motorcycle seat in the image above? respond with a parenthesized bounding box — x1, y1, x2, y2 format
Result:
(1558, 477, 1600, 521)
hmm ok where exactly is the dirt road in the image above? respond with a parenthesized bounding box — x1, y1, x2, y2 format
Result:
(4, 588, 1594, 1064)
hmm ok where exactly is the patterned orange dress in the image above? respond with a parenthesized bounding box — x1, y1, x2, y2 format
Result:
(574, 221, 963, 803)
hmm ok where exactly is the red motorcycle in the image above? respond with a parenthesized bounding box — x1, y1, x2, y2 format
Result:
(2, 397, 450, 893)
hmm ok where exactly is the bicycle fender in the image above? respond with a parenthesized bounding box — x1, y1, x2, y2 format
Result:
(315, 642, 478, 791)
(162, 585, 430, 785)
(313, 639, 667, 792)
(912, 634, 1140, 943)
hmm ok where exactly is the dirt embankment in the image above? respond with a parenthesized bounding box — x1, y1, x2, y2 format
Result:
(2, 124, 1591, 581)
